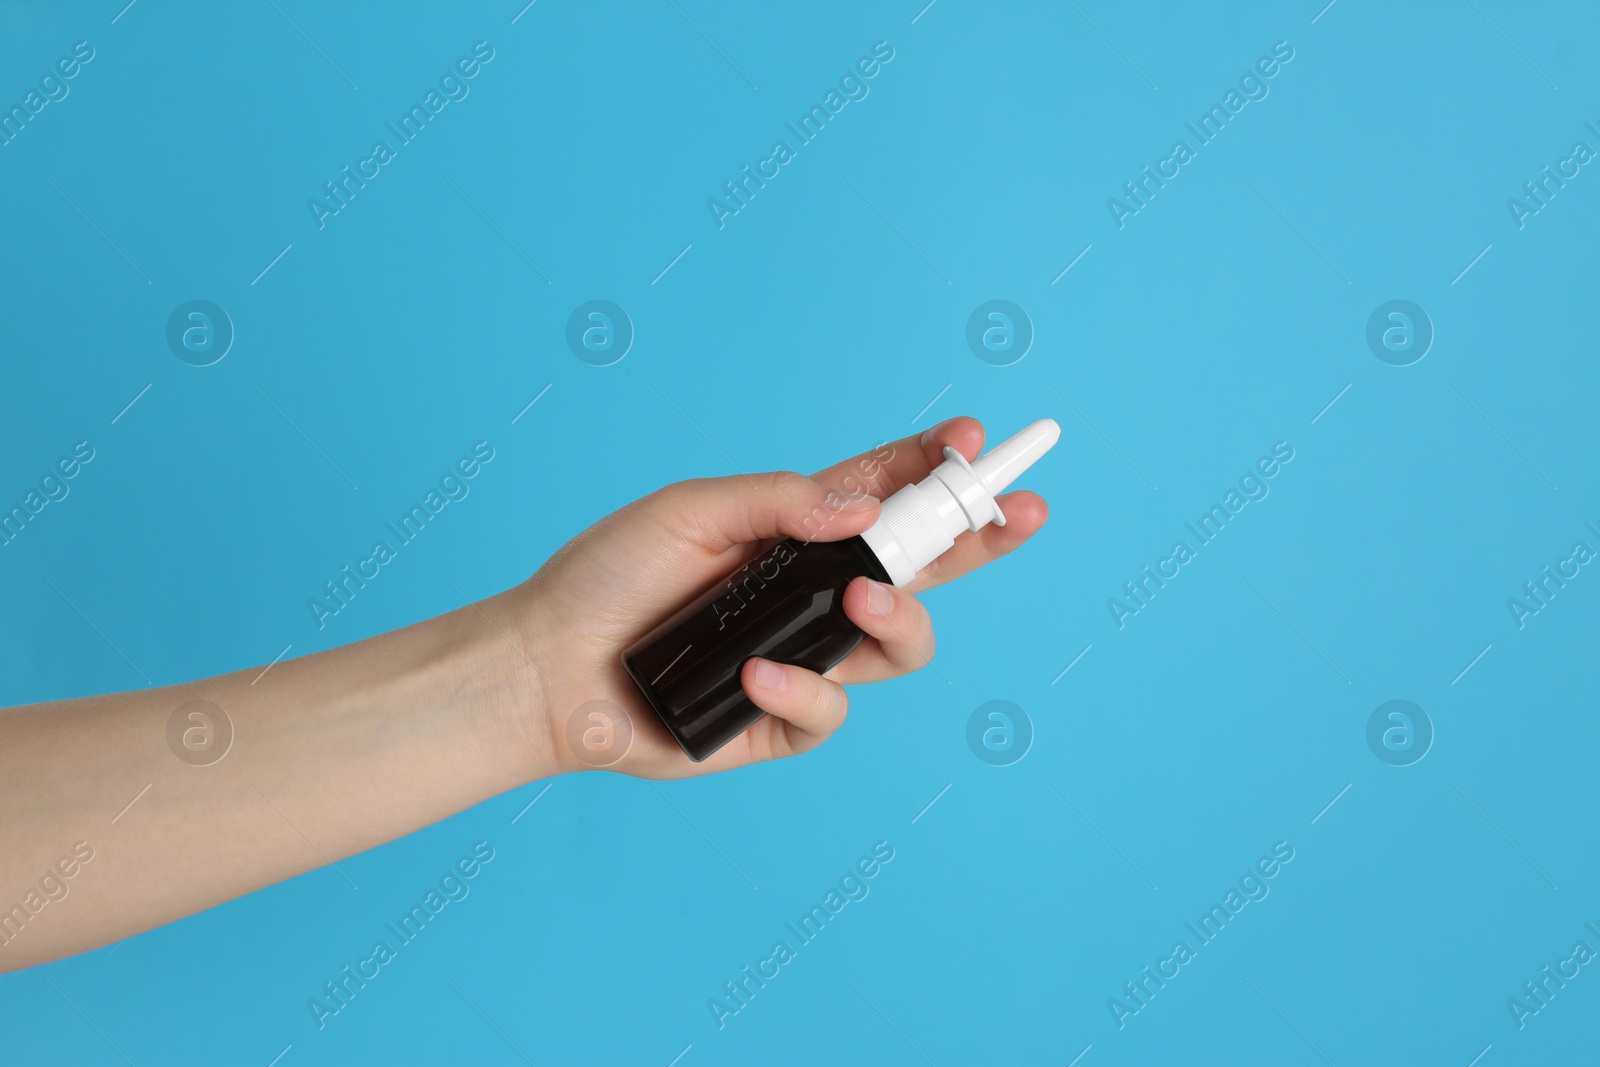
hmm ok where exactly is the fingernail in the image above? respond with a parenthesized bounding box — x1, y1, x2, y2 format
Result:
(864, 578, 894, 616)
(825, 489, 876, 512)
(750, 658, 787, 690)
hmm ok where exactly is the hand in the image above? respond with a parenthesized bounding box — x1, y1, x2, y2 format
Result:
(511, 416, 1050, 779)
(0, 415, 1048, 971)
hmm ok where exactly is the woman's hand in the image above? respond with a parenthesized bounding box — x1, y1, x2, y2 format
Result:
(508, 416, 1049, 779)
(0, 414, 1048, 971)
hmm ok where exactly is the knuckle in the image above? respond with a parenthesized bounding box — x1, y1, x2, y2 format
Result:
(814, 680, 848, 726)
(650, 479, 718, 540)
(767, 470, 815, 499)
(652, 477, 703, 510)
(901, 609, 936, 667)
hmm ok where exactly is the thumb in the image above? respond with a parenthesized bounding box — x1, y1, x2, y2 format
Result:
(648, 471, 880, 552)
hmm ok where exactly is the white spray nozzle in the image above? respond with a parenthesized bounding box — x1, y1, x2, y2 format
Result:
(972, 418, 1061, 496)
(859, 418, 1061, 586)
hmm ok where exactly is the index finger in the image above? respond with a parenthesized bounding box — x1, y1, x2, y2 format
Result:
(809, 416, 986, 501)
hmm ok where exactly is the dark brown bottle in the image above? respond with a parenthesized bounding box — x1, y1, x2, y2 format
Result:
(623, 535, 890, 762)
(623, 419, 1060, 762)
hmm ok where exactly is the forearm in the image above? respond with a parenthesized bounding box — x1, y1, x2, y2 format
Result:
(0, 589, 551, 971)
(0, 416, 1047, 972)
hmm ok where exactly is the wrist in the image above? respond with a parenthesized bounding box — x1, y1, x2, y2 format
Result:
(433, 585, 561, 789)
(503, 578, 628, 778)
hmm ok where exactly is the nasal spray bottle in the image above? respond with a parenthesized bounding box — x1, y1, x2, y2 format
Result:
(623, 419, 1061, 762)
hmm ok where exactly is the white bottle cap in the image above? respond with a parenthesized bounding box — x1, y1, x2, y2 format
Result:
(859, 418, 1060, 587)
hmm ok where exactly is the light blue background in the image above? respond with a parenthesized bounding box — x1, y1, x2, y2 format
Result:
(2, 1, 1598, 1064)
